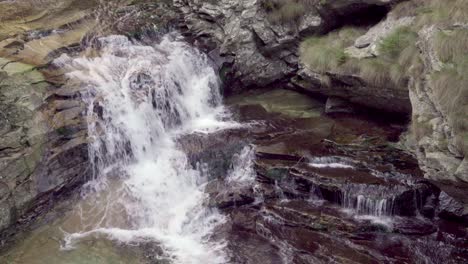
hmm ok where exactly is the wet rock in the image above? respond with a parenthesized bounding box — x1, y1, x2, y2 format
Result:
(294, 67, 412, 114)
(392, 217, 437, 235)
(177, 128, 250, 179)
(437, 192, 468, 223)
(205, 180, 255, 209)
(325, 96, 357, 114)
(227, 89, 324, 119)
(227, 231, 284, 264)
(0, 58, 88, 244)
(229, 91, 439, 218)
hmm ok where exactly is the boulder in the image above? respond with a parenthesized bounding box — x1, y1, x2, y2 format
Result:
(437, 191, 468, 223)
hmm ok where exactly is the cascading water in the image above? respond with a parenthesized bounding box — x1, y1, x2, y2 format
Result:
(226, 145, 256, 185)
(342, 185, 396, 224)
(308, 156, 356, 169)
(55, 34, 237, 263)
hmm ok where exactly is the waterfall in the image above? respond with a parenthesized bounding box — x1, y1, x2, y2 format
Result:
(55, 34, 237, 263)
(342, 189, 395, 217)
(226, 145, 256, 185)
(354, 195, 393, 216)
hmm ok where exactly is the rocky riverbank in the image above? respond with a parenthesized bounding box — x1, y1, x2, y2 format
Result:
(0, 0, 467, 262)
(0, 0, 176, 246)
(179, 88, 468, 263)
(226, 89, 467, 262)
(0, 0, 92, 243)
(175, 0, 468, 219)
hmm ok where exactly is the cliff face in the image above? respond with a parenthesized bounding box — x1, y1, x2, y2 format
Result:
(0, 59, 89, 240)
(0, 0, 180, 241)
(175, 0, 303, 90)
(176, 0, 468, 217)
(175, 0, 400, 93)
(409, 24, 468, 213)
(0, 0, 95, 243)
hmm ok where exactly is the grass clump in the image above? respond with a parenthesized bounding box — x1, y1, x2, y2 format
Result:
(300, 25, 419, 89)
(430, 38, 468, 154)
(378, 27, 418, 60)
(357, 26, 419, 88)
(300, 27, 365, 72)
(410, 119, 433, 142)
(391, 0, 468, 154)
(432, 28, 468, 154)
(417, 0, 468, 25)
(434, 29, 468, 64)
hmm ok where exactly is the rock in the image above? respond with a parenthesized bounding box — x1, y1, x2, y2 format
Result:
(295, 67, 412, 114)
(346, 15, 415, 58)
(218, 94, 468, 263)
(286, 9, 418, 115)
(177, 128, 250, 179)
(206, 180, 255, 209)
(0, 200, 12, 231)
(407, 24, 467, 208)
(437, 192, 468, 223)
(176, 0, 468, 214)
(0, 58, 89, 243)
(325, 96, 357, 114)
(455, 158, 468, 182)
(252, 125, 437, 217)
(175, 0, 400, 93)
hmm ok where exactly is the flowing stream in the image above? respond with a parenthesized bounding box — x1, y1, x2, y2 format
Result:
(56, 34, 237, 263)
(2, 27, 467, 264)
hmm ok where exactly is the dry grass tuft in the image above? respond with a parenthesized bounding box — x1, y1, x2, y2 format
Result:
(300, 27, 365, 72)
(296, 0, 467, 154)
(408, 0, 468, 26)
(430, 27, 468, 154)
(434, 29, 468, 64)
(431, 63, 468, 154)
(410, 119, 433, 142)
(300, 25, 418, 89)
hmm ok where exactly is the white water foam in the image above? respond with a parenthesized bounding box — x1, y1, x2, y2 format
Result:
(55, 34, 236, 263)
(226, 145, 256, 185)
(308, 156, 355, 169)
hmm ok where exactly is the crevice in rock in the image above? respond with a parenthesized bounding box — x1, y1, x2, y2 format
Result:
(321, 3, 391, 30)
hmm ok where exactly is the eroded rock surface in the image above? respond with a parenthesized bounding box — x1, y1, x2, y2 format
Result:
(406, 24, 468, 219)
(0, 58, 88, 245)
(176, 0, 468, 217)
(204, 89, 468, 263)
(0, 0, 181, 244)
(0, 0, 98, 245)
(175, 0, 399, 93)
